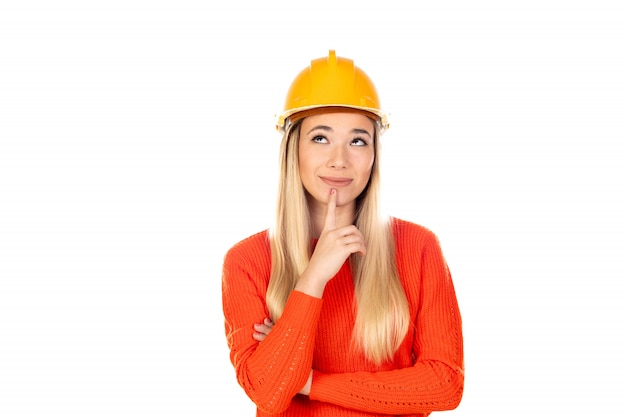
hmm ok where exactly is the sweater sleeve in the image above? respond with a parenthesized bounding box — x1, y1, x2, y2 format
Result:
(308, 231, 464, 414)
(222, 245, 322, 414)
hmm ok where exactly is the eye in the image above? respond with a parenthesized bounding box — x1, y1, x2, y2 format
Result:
(312, 135, 328, 143)
(351, 138, 367, 146)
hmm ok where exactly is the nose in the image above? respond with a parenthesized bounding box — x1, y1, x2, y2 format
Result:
(327, 145, 348, 169)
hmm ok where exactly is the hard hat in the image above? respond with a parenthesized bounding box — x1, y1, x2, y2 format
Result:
(276, 50, 389, 133)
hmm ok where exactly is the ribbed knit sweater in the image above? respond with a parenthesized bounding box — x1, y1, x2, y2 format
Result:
(222, 218, 464, 416)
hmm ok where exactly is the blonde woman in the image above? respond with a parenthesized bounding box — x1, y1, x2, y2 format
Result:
(222, 51, 464, 416)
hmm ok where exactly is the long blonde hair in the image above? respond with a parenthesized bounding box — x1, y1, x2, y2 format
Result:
(267, 118, 409, 365)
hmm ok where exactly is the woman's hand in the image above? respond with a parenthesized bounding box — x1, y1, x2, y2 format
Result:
(252, 318, 274, 342)
(296, 189, 366, 297)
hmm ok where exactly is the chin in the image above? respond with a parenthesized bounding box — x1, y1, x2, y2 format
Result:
(334, 191, 359, 208)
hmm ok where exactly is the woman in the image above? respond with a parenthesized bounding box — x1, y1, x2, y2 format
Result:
(222, 50, 464, 416)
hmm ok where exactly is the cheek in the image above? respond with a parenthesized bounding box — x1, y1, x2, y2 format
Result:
(298, 151, 325, 177)
(297, 149, 307, 175)
(297, 159, 317, 193)
(298, 158, 312, 181)
(360, 155, 375, 178)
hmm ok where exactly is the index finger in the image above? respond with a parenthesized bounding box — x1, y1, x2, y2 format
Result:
(324, 188, 337, 231)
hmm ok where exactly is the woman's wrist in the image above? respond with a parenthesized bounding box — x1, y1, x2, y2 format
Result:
(298, 370, 313, 396)
(294, 270, 326, 298)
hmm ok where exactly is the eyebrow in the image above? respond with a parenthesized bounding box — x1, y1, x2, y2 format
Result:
(306, 125, 372, 137)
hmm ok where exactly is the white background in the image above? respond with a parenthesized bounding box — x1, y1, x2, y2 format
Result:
(1, 1, 625, 415)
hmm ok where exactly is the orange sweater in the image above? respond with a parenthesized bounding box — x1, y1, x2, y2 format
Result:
(222, 218, 464, 416)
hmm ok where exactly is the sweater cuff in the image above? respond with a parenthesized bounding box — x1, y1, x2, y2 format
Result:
(282, 290, 323, 329)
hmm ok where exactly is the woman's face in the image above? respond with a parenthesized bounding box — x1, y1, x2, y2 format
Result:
(298, 111, 375, 211)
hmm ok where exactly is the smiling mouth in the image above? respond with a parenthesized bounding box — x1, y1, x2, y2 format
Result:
(320, 176, 353, 187)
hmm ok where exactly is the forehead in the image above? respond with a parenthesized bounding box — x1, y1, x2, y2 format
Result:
(300, 112, 375, 135)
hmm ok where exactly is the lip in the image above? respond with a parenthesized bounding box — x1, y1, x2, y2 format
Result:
(320, 176, 353, 187)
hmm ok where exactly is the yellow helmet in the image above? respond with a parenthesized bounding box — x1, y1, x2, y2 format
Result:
(276, 50, 389, 133)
